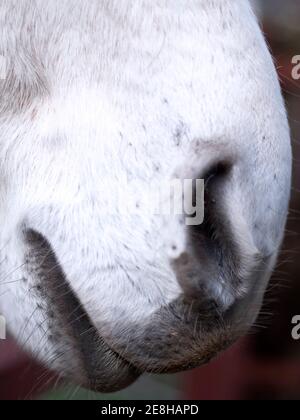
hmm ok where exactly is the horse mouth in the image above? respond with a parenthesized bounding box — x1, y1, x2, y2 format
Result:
(23, 228, 259, 392)
(48, 282, 142, 393)
(58, 299, 141, 392)
(25, 229, 141, 393)
(23, 229, 224, 391)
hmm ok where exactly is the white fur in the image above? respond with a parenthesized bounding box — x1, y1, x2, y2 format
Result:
(0, 0, 292, 389)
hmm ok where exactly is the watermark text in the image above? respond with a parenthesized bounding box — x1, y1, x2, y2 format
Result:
(292, 55, 300, 80)
(0, 315, 6, 340)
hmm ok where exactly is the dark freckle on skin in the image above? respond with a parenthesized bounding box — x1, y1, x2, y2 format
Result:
(174, 131, 182, 146)
(154, 164, 160, 172)
(173, 121, 186, 147)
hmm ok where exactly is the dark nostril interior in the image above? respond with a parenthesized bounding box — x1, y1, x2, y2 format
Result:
(174, 153, 257, 312)
(172, 150, 265, 312)
(193, 161, 233, 268)
(172, 157, 253, 310)
(194, 160, 232, 252)
(204, 161, 231, 186)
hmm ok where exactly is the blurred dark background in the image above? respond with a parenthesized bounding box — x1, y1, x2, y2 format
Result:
(1, 1, 300, 400)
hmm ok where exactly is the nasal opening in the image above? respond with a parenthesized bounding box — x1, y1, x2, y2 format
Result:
(171, 149, 263, 311)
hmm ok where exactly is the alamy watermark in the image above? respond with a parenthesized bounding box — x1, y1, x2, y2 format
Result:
(105, 177, 205, 226)
(0, 315, 6, 340)
(291, 316, 300, 341)
(292, 55, 300, 81)
(35, 177, 205, 226)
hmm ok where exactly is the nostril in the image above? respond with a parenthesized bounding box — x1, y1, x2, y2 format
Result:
(171, 152, 262, 311)
(196, 160, 232, 244)
(203, 161, 231, 187)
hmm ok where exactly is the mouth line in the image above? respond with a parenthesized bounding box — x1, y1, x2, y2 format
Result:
(72, 311, 142, 392)
(24, 228, 260, 392)
(60, 288, 141, 392)
(25, 229, 141, 392)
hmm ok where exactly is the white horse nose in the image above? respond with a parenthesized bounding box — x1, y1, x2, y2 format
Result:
(169, 154, 263, 311)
